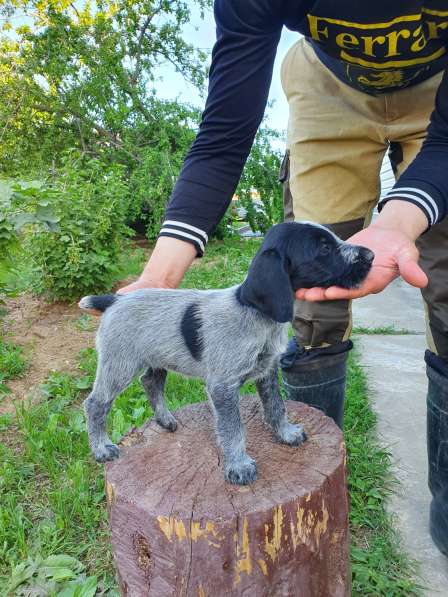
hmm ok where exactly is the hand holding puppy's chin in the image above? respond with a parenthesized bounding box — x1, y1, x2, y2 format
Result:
(296, 224, 428, 302)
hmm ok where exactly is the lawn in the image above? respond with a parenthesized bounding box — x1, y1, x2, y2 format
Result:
(0, 237, 421, 595)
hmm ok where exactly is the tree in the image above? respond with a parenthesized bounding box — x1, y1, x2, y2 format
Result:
(0, 0, 210, 174)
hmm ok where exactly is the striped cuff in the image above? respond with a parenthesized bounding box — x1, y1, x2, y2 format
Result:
(378, 186, 440, 227)
(158, 220, 208, 256)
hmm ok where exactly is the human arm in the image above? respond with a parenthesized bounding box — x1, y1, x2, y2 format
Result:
(117, 237, 197, 294)
(117, 1, 288, 296)
(156, 0, 286, 255)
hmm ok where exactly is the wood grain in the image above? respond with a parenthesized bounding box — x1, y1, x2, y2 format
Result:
(106, 396, 350, 596)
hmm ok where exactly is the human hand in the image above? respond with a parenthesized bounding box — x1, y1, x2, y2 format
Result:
(117, 276, 167, 295)
(295, 201, 429, 302)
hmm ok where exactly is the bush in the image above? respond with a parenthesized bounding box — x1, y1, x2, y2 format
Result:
(127, 102, 199, 240)
(236, 127, 284, 234)
(1, 179, 61, 299)
(21, 156, 131, 301)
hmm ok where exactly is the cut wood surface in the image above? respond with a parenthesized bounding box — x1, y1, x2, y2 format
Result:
(105, 396, 350, 596)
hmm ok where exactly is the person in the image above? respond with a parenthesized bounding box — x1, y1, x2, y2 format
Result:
(118, 2, 448, 555)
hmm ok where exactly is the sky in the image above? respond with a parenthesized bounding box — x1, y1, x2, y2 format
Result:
(154, 6, 297, 138)
(155, 5, 394, 195)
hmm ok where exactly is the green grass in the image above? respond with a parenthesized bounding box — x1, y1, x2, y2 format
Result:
(0, 237, 421, 595)
(114, 244, 148, 281)
(345, 351, 421, 595)
(352, 326, 416, 335)
(73, 314, 97, 332)
(182, 236, 261, 289)
(0, 338, 27, 395)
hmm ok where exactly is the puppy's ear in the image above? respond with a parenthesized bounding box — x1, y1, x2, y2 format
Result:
(239, 248, 294, 323)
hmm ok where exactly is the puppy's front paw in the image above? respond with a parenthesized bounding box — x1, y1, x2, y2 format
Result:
(276, 422, 307, 446)
(93, 443, 120, 463)
(225, 456, 257, 485)
(156, 411, 178, 432)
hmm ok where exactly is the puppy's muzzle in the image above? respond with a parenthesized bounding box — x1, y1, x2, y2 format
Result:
(359, 247, 375, 264)
(341, 244, 374, 265)
(357, 246, 374, 264)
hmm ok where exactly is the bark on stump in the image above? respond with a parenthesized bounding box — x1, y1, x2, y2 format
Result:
(105, 396, 350, 596)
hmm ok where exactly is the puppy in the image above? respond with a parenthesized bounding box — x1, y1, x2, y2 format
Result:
(80, 222, 373, 485)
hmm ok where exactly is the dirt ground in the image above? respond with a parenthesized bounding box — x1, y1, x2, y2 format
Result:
(0, 238, 196, 415)
(1, 280, 133, 414)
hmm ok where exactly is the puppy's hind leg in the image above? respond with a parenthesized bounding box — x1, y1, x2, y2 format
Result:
(207, 380, 257, 485)
(141, 367, 177, 432)
(84, 361, 138, 463)
(256, 368, 307, 446)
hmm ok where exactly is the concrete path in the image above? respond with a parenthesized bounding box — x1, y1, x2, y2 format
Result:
(353, 276, 426, 334)
(353, 287, 448, 595)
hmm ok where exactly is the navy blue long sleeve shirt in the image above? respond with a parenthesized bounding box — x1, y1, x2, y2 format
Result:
(159, 1, 448, 254)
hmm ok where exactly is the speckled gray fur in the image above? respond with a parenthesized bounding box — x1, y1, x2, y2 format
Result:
(82, 287, 295, 483)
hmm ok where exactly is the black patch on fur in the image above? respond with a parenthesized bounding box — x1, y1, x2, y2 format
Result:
(181, 303, 203, 360)
(180, 303, 203, 361)
(87, 294, 118, 312)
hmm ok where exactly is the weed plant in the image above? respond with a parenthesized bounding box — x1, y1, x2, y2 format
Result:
(0, 339, 27, 395)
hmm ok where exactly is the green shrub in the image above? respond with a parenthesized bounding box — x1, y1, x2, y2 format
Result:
(127, 102, 199, 240)
(1, 179, 60, 298)
(236, 127, 284, 234)
(21, 156, 131, 301)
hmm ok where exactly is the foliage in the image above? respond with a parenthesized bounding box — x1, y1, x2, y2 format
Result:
(127, 101, 199, 239)
(352, 325, 415, 335)
(0, 179, 60, 298)
(20, 156, 132, 300)
(1, 0, 284, 251)
(0, 367, 117, 594)
(0, 0, 285, 270)
(6, 554, 102, 596)
(0, 0, 211, 174)
(236, 126, 284, 234)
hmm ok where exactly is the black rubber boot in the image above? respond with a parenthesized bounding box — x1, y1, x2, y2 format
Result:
(425, 350, 448, 556)
(280, 339, 353, 429)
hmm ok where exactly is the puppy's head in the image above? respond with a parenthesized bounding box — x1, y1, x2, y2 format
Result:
(238, 222, 373, 323)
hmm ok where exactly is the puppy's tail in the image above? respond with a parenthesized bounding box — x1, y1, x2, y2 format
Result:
(78, 294, 119, 313)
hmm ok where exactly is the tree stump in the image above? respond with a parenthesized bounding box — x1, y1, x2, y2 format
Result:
(105, 396, 350, 596)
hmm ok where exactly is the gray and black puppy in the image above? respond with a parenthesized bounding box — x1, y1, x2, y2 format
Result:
(79, 222, 373, 485)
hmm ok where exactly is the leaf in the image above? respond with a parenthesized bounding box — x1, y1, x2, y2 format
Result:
(35, 206, 60, 224)
(44, 567, 76, 581)
(45, 221, 61, 232)
(57, 575, 97, 597)
(0, 179, 12, 204)
(16, 180, 43, 190)
(7, 560, 38, 592)
(42, 555, 84, 572)
(75, 377, 92, 390)
(12, 213, 37, 230)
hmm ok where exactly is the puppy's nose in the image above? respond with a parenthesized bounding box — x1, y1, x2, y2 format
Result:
(359, 247, 374, 263)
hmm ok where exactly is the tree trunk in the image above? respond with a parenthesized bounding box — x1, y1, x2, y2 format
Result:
(105, 396, 350, 596)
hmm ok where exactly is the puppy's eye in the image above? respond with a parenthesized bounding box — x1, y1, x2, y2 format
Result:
(320, 242, 331, 256)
